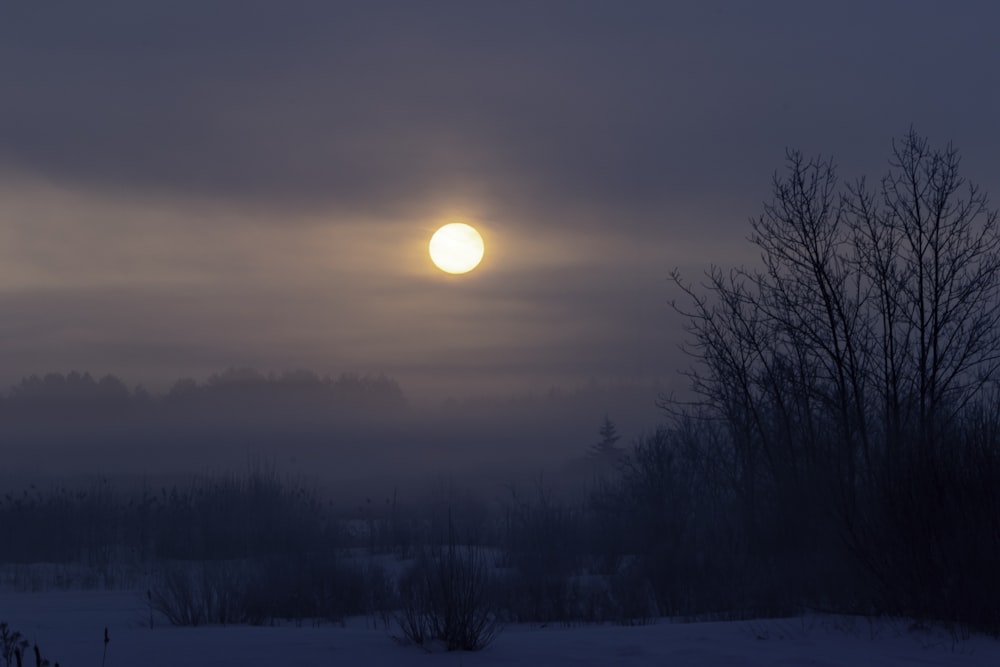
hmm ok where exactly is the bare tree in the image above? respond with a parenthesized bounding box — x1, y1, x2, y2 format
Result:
(671, 150, 866, 528)
(846, 130, 1000, 458)
(671, 128, 1000, 525)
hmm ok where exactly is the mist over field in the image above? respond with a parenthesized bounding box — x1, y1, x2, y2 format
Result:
(0, 368, 665, 501)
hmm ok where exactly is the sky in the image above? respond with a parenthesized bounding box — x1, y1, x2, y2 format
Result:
(1, 1, 998, 400)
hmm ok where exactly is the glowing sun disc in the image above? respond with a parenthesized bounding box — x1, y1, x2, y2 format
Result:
(429, 223, 485, 274)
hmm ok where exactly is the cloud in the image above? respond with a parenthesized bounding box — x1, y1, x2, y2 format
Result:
(0, 1, 997, 397)
(6, 2, 993, 225)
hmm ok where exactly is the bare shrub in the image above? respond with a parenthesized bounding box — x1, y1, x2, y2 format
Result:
(149, 560, 266, 626)
(149, 563, 253, 626)
(151, 553, 376, 627)
(149, 564, 207, 626)
(1, 622, 29, 667)
(395, 544, 501, 651)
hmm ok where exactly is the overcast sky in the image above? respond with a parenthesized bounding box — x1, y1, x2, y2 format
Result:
(1, 1, 998, 399)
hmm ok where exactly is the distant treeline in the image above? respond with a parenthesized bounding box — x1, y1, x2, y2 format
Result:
(0, 367, 664, 487)
(0, 368, 407, 417)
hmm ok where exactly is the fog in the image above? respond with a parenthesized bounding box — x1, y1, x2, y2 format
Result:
(0, 368, 666, 502)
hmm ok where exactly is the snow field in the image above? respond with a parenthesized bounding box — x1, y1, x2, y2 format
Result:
(2, 590, 999, 666)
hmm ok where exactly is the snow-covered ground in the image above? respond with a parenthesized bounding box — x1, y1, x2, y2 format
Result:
(2, 590, 998, 666)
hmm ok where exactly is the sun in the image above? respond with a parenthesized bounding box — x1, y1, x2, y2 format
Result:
(428, 223, 485, 274)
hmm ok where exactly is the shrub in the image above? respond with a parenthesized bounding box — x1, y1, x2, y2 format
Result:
(150, 554, 378, 627)
(395, 544, 501, 651)
(1, 622, 28, 667)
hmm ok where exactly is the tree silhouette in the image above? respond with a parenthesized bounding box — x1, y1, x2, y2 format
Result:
(671, 129, 1000, 516)
(589, 415, 623, 464)
(669, 129, 1000, 630)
